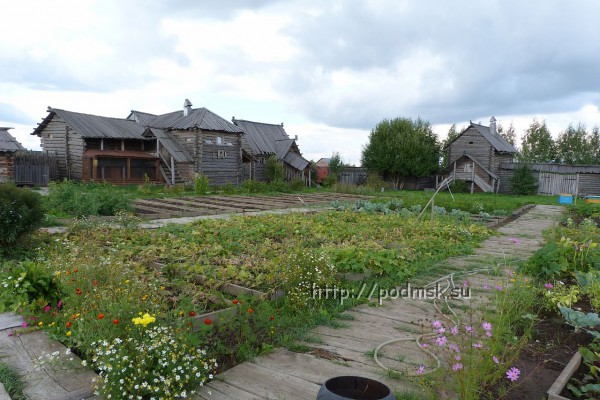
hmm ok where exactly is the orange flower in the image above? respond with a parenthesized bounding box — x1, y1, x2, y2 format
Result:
(112, 319, 119, 325)
(232, 299, 239, 305)
(189, 311, 196, 317)
(75, 288, 83, 295)
(270, 315, 275, 321)
(247, 308, 253, 314)
(66, 321, 72, 328)
(92, 280, 98, 286)
(97, 313, 105, 320)
(204, 318, 213, 325)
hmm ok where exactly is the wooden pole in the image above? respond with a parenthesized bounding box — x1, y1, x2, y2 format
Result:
(470, 161, 475, 194)
(171, 156, 175, 185)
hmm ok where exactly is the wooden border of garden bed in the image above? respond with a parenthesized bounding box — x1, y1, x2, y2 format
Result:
(547, 351, 582, 400)
(148, 261, 284, 328)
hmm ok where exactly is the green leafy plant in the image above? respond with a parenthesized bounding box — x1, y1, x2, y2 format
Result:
(194, 174, 210, 195)
(510, 164, 537, 195)
(559, 306, 600, 333)
(265, 155, 283, 183)
(0, 362, 27, 400)
(568, 342, 600, 399)
(0, 183, 45, 251)
(47, 180, 131, 216)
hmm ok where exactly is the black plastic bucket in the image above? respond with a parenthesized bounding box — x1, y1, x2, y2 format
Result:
(317, 376, 395, 400)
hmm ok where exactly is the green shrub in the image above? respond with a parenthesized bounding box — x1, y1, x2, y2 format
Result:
(47, 180, 131, 217)
(0, 183, 44, 249)
(267, 180, 289, 192)
(449, 179, 470, 193)
(289, 177, 305, 191)
(265, 155, 283, 182)
(364, 174, 387, 190)
(242, 179, 266, 193)
(322, 174, 338, 188)
(194, 174, 210, 195)
(510, 164, 537, 195)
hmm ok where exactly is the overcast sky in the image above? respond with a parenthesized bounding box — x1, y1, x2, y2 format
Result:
(2, 0, 600, 165)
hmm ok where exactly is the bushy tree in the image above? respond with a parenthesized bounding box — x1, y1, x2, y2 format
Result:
(520, 119, 556, 163)
(556, 123, 595, 164)
(497, 122, 517, 146)
(510, 164, 537, 195)
(265, 155, 283, 182)
(0, 183, 45, 251)
(328, 152, 344, 178)
(362, 117, 440, 188)
(441, 124, 462, 168)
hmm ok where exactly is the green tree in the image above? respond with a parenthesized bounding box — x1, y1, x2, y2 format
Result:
(555, 123, 594, 164)
(328, 152, 344, 178)
(590, 126, 600, 164)
(361, 117, 440, 188)
(510, 164, 537, 195)
(497, 122, 517, 146)
(265, 155, 283, 182)
(520, 120, 556, 163)
(441, 124, 461, 169)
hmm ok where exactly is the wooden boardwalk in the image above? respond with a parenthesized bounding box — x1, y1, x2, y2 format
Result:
(194, 205, 564, 399)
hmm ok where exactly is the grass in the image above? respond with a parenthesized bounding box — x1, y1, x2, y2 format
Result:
(0, 362, 27, 400)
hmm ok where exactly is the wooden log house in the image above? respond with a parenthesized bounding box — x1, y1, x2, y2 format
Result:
(442, 117, 518, 193)
(32, 100, 246, 186)
(0, 127, 25, 182)
(232, 118, 310, 184)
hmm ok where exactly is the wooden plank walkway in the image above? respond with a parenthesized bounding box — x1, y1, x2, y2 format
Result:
(194, 205, 564, 399)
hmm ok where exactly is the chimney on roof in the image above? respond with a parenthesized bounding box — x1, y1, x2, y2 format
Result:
(183, 99, 192, 117)
(490, 116, 497, 135)
(294, 135, 298, 141)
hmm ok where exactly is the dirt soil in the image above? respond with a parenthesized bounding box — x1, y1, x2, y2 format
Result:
(498, 312, 595, 400)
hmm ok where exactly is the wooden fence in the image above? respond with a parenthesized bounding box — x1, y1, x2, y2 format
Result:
(14, 151, 58, 186)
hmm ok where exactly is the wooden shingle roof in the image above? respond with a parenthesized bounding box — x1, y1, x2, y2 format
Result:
(148, 108, 243, 133)
(0, 128, 25, 152)
(32, 108, 149, 140)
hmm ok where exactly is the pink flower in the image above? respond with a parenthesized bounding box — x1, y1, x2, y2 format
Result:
(482, 321, 492, 331)
(449, 343, 460, 353)
(436, 336, 447, 346)
(486, 331, 493, 337)
(57, 300, 63, 309)
(416, 365, 425, 374)
(437, 327, 446, 334)
(420, 343, 429, 349)
(44, 305, 51, 312)
(454, 355, 461, 361)
(452, 363, 463, 371)
(544, 283, 553, 290)
(472, 343, 483, 348)
(506, 367, 520, 382)
(510, 238, 521, 244)
(465, 325, 474, 334)
(493, 355, 500, 364)
(432, 320, 442, 329)
(495, 285, 503, 291)
(483, 284, 490, 290)
(463, 280, 470, 288)
(450, 326, 459, 335)
(20, 322, 27, 328)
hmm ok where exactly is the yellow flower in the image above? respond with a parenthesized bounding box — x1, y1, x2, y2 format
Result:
(125, 280, 130, 284)
(49, 322, 55, 327)
(66, 331, 72, 337)
(38, 321, 43, 326)
(132, 313, 156, 327)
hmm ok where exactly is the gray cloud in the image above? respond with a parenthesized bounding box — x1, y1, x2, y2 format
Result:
(275, 1, 600, 128)
(0, 103, 34, 125)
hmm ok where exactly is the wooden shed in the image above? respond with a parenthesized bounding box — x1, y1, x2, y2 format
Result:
(0, 127, 25, 182)
(442, 117, 518, 193)
(232, 118, 310, 184)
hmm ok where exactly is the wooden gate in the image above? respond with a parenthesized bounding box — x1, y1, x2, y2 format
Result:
(537, 172, 578, 195)
(13, 151, 58, 186)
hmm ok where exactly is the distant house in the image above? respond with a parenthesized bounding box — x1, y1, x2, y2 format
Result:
(32, 100, 244, 185)
(232, 118, 310, 183)
(0, 127, 25, 182)
(443, 117, 518, 193)
(315, 158, 331, 183)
